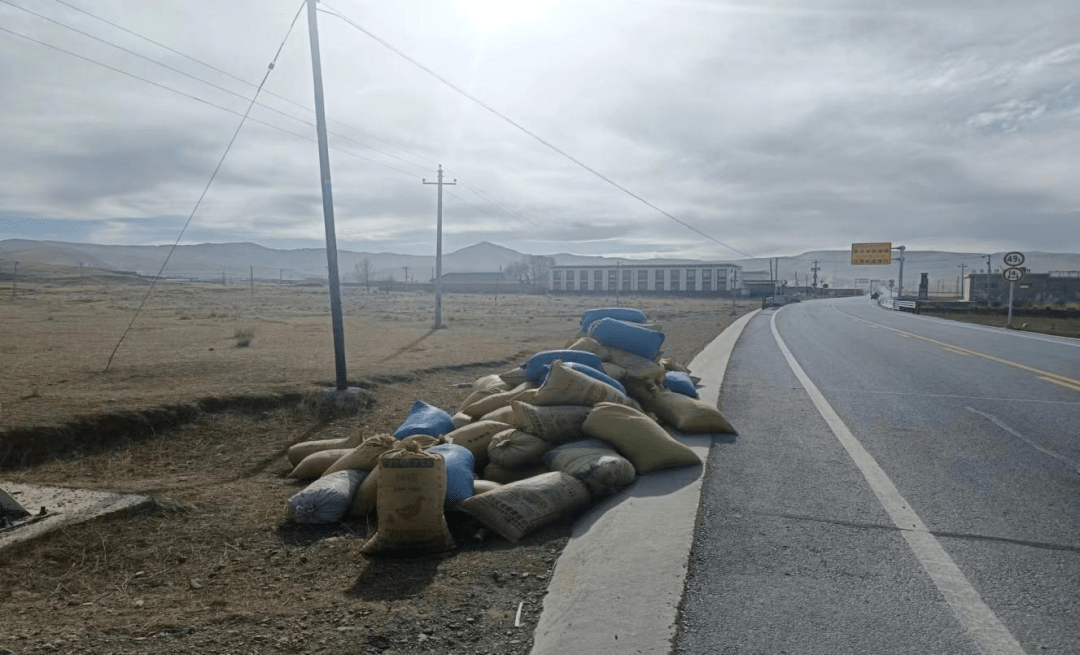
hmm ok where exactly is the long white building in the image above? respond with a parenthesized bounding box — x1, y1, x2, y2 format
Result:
(549, 263, 742, 293)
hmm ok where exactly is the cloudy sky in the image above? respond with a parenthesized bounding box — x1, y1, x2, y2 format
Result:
(1, 0, 1078, 260)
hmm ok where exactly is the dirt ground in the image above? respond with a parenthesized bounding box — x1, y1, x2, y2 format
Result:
(0, 272, 752, 655)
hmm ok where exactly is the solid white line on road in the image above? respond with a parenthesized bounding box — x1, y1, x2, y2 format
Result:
(966, 406, 1080, 473)
(771, 309, 1027, 655)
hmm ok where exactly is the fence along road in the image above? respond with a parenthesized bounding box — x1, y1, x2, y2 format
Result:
(676, 296, 1079, 655)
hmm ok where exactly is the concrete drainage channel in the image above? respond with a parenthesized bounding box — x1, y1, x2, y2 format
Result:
(0, 483, 155, 555)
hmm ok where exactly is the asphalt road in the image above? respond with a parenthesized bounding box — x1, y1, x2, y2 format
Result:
(675, 297, 1080, 655)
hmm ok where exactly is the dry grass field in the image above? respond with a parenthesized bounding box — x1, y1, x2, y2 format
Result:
(0, 269, 753, 655)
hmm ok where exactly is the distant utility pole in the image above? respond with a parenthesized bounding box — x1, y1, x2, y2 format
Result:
(423, 165, 456, 329)
(892, 246, 906, 298)
(811, 260, 820, 294)
(402, 267, 409, 291)
(306, 0, 347, 390)
(250, 266, 254, 295)
(983, 254, 993, 308)
(11, 261, 16, 299)
(957, 263, 967, 297)
(279, 268, 284, 285)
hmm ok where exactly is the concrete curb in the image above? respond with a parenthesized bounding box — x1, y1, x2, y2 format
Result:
(530, 310, 760, 655)
(0, 482, 155, 556)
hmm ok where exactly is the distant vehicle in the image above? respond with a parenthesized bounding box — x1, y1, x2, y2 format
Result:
(762, 295, 799, 309)
(871, 292, 880, 299)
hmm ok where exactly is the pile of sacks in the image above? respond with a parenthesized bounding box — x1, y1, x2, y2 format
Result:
(284, 306, 737, 554)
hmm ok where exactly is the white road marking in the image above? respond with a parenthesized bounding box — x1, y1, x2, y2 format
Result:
(771, 309, 1027, 655)
(966, 406, 1080, 473)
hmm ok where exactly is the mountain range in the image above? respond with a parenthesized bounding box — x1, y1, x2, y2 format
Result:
(1, 239, 1078, 289)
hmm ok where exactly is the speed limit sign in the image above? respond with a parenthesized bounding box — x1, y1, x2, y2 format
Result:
(1002, 267, 1025, 282)
(1003, 251, 1025, 267)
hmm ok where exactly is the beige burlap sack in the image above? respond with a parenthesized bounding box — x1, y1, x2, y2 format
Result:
(451, 412, 473, 429)
(399, 434, 443, 450)
(461, 383, 537, 419)
(288, 448, 352, 479)
(349, 464, 379, 517)
(582, 402, 701, 473)
(566, 336, 610, 358)
(605, 347, 666, 382)
(444, 420, 512, 467)
(473, 374, 511, 392)
(287, 432, 366, 466)
(642, 391, 738, 435)
(321, 434, 395, 477)
(482, 462, 549, 484)
(498, 366, 528, 387)
(458, 472, 592, 542)
(542, 439, 636, 497)
(510, 401, 590, 443)
(472, 479, 501, 495)
(488, 429, 552, 469)
(479, 404, 517, 424)
(532, 360, 640, 409)
(603, 363, 628, 381)
(360, 444, 455, 554)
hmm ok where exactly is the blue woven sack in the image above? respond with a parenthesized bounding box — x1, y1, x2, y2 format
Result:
(663, 371, 699, 398)
(540, 362, 626, 395)
(428, 443, 475, 509)
(393, 400, 455, 439)
(587, 318, 665, 361)
(581, 307, 647, 330)
(524, 349, 604, 383)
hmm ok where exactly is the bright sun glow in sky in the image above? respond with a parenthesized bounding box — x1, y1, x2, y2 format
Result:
(453, 0, 555, 32)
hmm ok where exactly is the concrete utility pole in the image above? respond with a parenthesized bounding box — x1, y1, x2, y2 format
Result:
(423, 165, 456, 329)
(810, 260, 820, 294)
(893, 245, 906, 298)
(983, 254, 993, 308)
(957, 263, 967, 297)
(11, 261, 16, 299)
(306, 0, 347, 390)
(250, 266, 254, 295)
(402, 266, 409, 291)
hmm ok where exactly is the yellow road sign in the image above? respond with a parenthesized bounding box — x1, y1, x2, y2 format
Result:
(851, 242, 892, 265)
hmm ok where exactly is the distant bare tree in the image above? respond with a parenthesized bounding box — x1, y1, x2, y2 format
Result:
(504, 260, 530, 285)
(527, 255, 555, 291)
(355, 257, 372, 292)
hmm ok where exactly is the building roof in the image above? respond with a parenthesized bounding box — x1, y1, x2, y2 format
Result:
(436, 272, 509, 283)
(551, 262, 740, 270)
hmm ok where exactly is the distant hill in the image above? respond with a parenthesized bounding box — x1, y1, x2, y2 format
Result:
(1, 238, 1077, 289)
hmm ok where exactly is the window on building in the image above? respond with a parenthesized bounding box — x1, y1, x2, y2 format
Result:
(566, 272, 575, 291)
(579, 270, 588, 289)
(655, 269, 665, 291)
(622, 268, 632, 289)
(686, 269, 696, 291)
(638, 269, 649, 290)
(608, 269, 617, 288)
(671, 269, 681, 291)
(593, 270, 603, 288)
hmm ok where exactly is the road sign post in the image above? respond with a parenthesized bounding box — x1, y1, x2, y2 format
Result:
(1002, 252, 1025, 328)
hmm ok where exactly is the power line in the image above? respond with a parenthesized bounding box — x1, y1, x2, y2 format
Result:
(46, 0, 440, 170)
(5, 0, 431, 175)
(0, 24, 422, 179)
(105, 1, 306, 372)
(319, 2, 756, 260)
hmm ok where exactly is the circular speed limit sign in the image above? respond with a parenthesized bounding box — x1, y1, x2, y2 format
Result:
(1003, 251, 1025, 267)
(1002, 267, 1025, 282)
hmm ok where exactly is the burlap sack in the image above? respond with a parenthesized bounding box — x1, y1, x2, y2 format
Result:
(350, 465, 379, 517)
(458, 472, 592, 542)
(479, 405, 517, 424)
(565, 336, 610, 358)
(472, 479, 502, 495)
(287, 432, 365, 466)
(461, 383, 537, 419)
(321, 434, 396, 477)
(642, 391, 738, 435)
(488, 429, 552, 469)
(286, 470, 367, 524)
(498, 366, 528, 387)
(451, 412, 473, 429)
(532, 360, 640, 409)
(443, 420, 512, 467)
(542, 439, 636, 497)
(473, 374, 511, 392)
(510, 401, 590, 443)
(482, 462, 549, 484)
(360, 443, 455, 554)
(605, 347, 666, 382)
(582, 402, 701, 473)
(288, 448, 352, 479)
